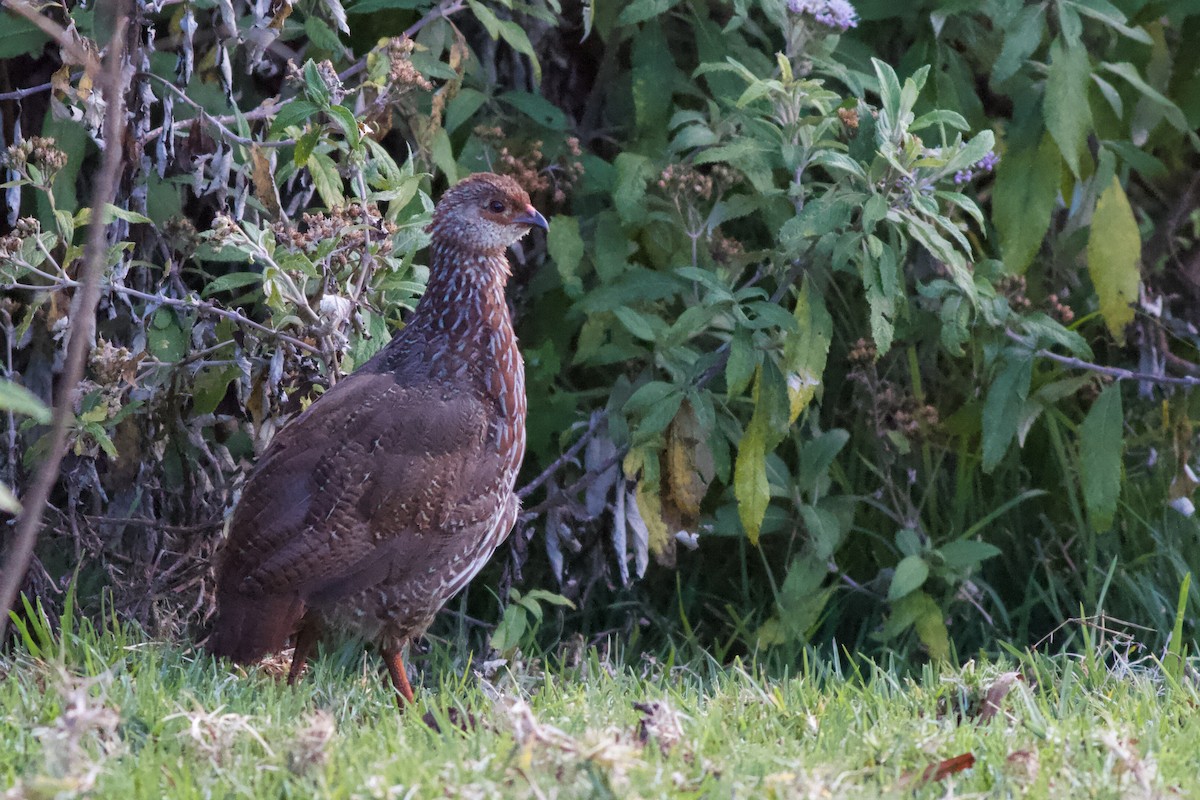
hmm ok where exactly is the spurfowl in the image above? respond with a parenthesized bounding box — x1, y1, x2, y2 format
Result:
(205, 173, 546, 705)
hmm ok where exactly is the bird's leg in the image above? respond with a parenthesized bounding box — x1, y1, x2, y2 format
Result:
(287, 617, 320, 686)
(383, 645, 415, 707)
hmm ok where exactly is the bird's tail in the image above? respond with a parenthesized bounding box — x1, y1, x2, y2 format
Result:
(204, 591, 306, 664)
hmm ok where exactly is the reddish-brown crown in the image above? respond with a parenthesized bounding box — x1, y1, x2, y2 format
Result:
(427, 173, 548, 257)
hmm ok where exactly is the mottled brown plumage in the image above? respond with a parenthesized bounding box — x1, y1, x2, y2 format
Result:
(205, 173, 547, 705)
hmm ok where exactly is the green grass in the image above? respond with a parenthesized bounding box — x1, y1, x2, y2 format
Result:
(3, 611, 1200, 799)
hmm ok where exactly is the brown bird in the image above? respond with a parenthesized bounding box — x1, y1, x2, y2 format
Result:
(205, 173, 547, 705)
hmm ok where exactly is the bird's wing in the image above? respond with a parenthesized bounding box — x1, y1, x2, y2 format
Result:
(218, 368, 503, 601)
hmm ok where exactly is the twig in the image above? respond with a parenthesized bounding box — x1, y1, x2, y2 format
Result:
(2, 0, 101, 77)
(0, 81, 53, 102)
(0, 5, 130, 642)
(140, 100, 283, 146)
(1005, 328, 1200, 387)
(9, 275, 322, 356)
(137, 72, 295, 149)
(517, 412, 604, 500)
(337, 0, 468, 82)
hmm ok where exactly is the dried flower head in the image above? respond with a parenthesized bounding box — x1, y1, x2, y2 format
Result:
(996, 274, 1031, 312)
(386, 37, 433, 92)
(474, 126, 584, 211)
(315, 60, 346, 105)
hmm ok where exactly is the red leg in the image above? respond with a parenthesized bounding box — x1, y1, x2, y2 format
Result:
(287, 617, 320, 686)
(384, 646, 415, 707)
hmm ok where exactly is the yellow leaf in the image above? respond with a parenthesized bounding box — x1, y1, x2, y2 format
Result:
(665, 401, 712, 520)
(635, 480, 673, 563)
(783, 277, 832, 423)
(1087, 177, 1141, 344)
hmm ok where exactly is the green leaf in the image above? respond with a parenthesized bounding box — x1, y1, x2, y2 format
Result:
(1101, 61, 1190, 133)
(982, 353, 1033, 472)
(623, 381, 676, 415)
(431, 127, 457, 184)
(734, 412, 770, 546)
(1087, 177, 1140, 343)
(496, 21, 541, 82)
(613, 306, 657, 341)
(192, 365, 240, 416)
(304, 16, 343, 53)
(0, 380, 51, 423)
(992, 4, 1045, 84)
(938, 540, 1002, 570)
(783, 276, 832, 422)
(593, 211, 629, 283)
(617, 0, 684, 26)
(1068, 1, 1152, 45)
(725, 330, 758, 398)
(308, 151, 344, 208)
(888, 555, 930, 601)
(293, 129, 321, 168)
(498, 91, 566, 131)
(631, 21, 674, 147)
(102, 204, 153, 225)
(1044, 37, 1094, 178)
(271, 100, 322, 138)
(1166, 573, 1191, 684)
(547, 216, 584, 297)
(993, 133, 1061, 273)
(445, 88, 487, 134)
(799, 504, 842, 560)
(148, 309, 188, 363)
(489, 605, 527, 653)
(325, 105, 361, 150)
(1079, 383, 1123, 532)
(467, 0, 501, 36)
(613, 153, 652, 224)
(910, 592, 950, 661)
(872, 58, 903, 127)
(202, 271, 263, 297)
(0, 11, 50, 58)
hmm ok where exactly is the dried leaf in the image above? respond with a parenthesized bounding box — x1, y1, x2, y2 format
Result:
(664, 400, 712, 524)
(976, 671, 1021, 723)
(248, 145, 281, 217)
(623, 488, 650, 576)
(900, 752, 976, 788)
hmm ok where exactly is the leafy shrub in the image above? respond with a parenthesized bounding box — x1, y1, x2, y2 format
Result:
(1, 0, 1198, 663)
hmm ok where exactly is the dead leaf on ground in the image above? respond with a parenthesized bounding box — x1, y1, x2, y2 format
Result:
(977, 671, 1022, 723)
(898, 752, 975, 789)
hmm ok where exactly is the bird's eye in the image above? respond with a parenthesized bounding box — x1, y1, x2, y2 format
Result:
(488, 200, 506, 213)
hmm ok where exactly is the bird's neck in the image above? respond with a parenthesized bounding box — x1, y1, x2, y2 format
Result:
(411, 242, 514, 347)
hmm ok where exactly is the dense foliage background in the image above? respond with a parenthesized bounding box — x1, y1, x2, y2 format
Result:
(2, 0, 1199, 668)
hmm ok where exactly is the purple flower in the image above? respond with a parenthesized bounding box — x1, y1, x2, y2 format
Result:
(814, 0, 859, 31)
(976, 150, 999, 172)
(789, 0, 859, 32)
(954, 169, 974, 185)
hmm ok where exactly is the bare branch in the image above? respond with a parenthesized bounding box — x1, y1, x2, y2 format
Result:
(137, 72, 296, 149)
(2, 0, 101, 76)
(0, 5, 130, 641)
(1005, 329, 1200, 388)
(337, 0, 468, 82)
(518, 412, 604, 501)
(0, 81, 53, 102)
(140, 100, 284, 146)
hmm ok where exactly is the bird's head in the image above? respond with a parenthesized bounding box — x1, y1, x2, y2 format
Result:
(428, 172, 549, 254)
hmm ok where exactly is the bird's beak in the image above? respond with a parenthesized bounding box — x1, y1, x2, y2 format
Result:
(513, 204, 549, 231)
